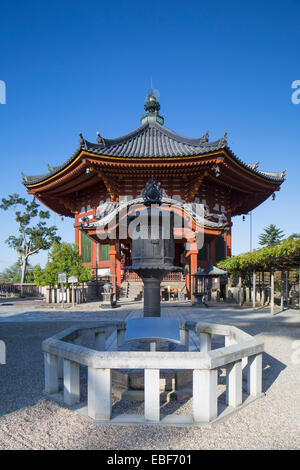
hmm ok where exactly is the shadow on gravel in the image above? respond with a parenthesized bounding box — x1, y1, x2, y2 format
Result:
(262, 352, 286, 393)
(0, 322, 101, 418)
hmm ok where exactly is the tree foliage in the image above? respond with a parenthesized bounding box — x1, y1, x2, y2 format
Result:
(0, 262, 35, 283)
(218, 234, 300, 274)
(0, 194, 61, 288)
(258, 224, 285, 246)
(34, 242, 94, 286)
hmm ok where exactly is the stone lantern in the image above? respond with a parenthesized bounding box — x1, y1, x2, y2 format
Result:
(193, 264, 227, 307)
(124, 177, 183, 317)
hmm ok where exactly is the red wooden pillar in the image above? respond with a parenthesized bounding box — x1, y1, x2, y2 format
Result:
(75, 227, 79, 247)
(109, 243, 117, 296)
(91, 240, 97, 274)
(185, 242, 198, 300)
(116, 256, 122, 296)
(74, 214, 79, 247)
(227, 228, 232, 257)
(109, 243, 122, 299)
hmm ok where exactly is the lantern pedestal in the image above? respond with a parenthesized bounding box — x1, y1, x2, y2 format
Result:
(192, 292, 207, 308)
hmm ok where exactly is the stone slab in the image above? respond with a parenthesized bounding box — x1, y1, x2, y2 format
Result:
(125, 317, 181, 343)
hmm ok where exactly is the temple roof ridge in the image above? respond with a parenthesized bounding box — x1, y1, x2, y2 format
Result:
(21, 121, 286, 186)
(86, 121, 214, 148)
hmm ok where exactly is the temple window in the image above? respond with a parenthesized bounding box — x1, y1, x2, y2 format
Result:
(82, 232, 91, 263)
(100, 243, 110, 261)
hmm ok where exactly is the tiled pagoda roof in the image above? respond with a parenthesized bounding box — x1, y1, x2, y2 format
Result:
(22, 121, 286, 186)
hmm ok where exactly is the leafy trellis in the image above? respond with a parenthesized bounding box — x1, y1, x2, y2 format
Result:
(217, 235, 300, 314)
(218, 235, 300, 275)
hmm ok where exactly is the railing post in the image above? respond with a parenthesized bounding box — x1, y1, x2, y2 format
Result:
(247, 353, 262, 396)
(180, 328, 189, 350)
(144, 369, 160, 421)
(226, 360, 242, 407)
(193, 369, 218, 422)
(117, 328, 126, 348)
(200, 333, 211, 352)
(63, 359, 80, 405)
(88, 367, 112, 420)
(44, 352, 59, 394)
(58, 356, 64, 379)
(225, 336, 248, 371)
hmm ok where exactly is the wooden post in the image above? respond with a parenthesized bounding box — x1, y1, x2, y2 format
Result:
(238, 275, 243, 306)
(261, 272, 265, 306)
(283, 271, 287, 308)
(286, 270, 289, 308)
(252, 271, 256, 309)
(270, 269, 275, 315)
(280, 271, 284, 312)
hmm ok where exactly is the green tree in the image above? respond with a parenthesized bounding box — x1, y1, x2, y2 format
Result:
(0, 262, 22, 282)
(33, 265, 48, 286)
(218, 235, 300, 274)
(0, 194, 61, 293)
(0, 262, 36, 283)
(34, 242, 94, 286)
(258, 224, 285, 247)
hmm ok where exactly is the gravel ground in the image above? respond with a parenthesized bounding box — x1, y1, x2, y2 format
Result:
(0, 299, 299, 450)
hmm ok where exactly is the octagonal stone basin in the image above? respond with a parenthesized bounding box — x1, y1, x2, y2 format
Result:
(42, 320, 264, 427)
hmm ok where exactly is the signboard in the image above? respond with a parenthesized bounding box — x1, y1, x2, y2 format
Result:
(97, 268, 112, 277)
(58, 272, 67, 283)
(68, 276, 78, 284)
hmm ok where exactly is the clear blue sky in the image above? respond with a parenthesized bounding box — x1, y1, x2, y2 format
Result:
(0, 0, 299, 271)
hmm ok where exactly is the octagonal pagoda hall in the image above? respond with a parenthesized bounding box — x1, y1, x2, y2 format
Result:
(22, 89, 285, 299)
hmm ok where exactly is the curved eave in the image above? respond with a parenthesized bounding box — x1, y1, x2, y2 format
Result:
(224, 146, 286, 183)
(23, 147, 285, 192)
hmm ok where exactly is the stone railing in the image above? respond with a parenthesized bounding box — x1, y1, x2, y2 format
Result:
(42, 321, 264, 426)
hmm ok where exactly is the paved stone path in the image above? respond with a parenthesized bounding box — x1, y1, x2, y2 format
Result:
(0, 298, 299, 449)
